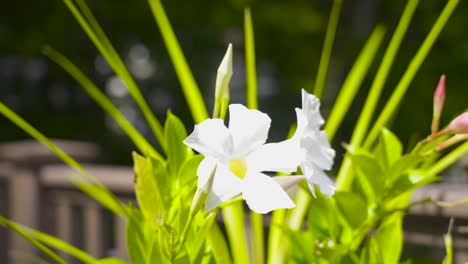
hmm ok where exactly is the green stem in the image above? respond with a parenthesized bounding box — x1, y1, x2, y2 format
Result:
(222, 202, 251, 264)
(325, 25, 386, 140)
(363, 0, 459, 149)
(335, 0, 420, 190)
(250, 212, 264, 264)
(266, 209, 286, 264)
(272, 190, 311, 264)
(427, 141, 468, 176)
(245, 8, 258, 109)
(313, 0, 343, 98)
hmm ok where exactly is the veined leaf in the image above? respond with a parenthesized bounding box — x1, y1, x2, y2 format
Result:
(133, 152, 165, 228)
(165, 112, 193, 180)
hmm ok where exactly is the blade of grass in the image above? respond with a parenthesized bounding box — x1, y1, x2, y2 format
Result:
(43, 46, 163, 161)
(208, 222, 233, 264)
(363, 0, 459, 149)
(325, 25, 386, 140)
(62, 0, 166, 151)
(336, 0, 420, 190)
(12, 220, 99, 264)
(313, 0, 343, 99)
(147, 0, 208, 123)
(244, 8, 258, 109)
(0, 216, 67, 264)
(0, 102, 126, 215)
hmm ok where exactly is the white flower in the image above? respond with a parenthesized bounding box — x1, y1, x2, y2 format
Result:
(293, 89, 336, 197)
(184, 104, 300, 214)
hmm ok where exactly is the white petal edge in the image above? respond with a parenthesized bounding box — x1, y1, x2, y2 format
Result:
(301, 131, 335, 171)
(246, 139, 301, 174)
(184, 118, 232, 160)
(242, 172, 295, 214)
(228, 104, 271, 156)
(301, 162, 335, 198)
(205, 163, 242, 211)
(301, 89, 324, 129)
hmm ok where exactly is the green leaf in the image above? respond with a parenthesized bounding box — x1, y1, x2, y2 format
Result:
(387, 153, 425, 184)
(147, 0, 208, 123)
(133, 152, 165, 228)
(350, 151, 384, 203)
(165, 112, 192, 179)
(0, 216, 67, 264)
(307, 193, 339, 240)
(375, 213, 403, 264)
(377, 128, 403, 169)
(97, 258, 128, 264)
(126, 208, 153, 264)
(360, 237, 383, 264)
(333, 191, 368, 229)
(244, 8, 257, 110)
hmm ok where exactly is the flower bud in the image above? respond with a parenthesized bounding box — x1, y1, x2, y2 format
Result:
(431, 75, 446, 134)
(447, 112, 468, 134)
(213, 44, 233, 118)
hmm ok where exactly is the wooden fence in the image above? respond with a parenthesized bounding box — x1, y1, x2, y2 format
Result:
(0, 140, 467, 263)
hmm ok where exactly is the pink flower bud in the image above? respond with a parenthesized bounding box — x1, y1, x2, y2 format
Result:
(431, 75, 446, 134)
(447, 112, 468, 134)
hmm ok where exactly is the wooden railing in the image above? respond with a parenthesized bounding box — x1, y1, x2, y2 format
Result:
(0, 140, 467, 263)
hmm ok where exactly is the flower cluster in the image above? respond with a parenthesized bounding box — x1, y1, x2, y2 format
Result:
(184, 90, 335, 214)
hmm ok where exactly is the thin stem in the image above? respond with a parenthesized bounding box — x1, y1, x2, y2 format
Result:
(427, 141, 468, 176)
(250, 212, 264, 264)
(222, 202, 250, 264)
(313, 0, 343, 98)
(245, 8, 258, 109)
(363, 0, 459, 149)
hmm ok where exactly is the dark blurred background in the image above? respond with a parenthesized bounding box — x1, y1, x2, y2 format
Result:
(0, 0, 467, 165)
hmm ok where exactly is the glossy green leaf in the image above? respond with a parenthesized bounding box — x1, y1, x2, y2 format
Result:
(350, 151, 384, 203)
(387, 153, 425, 183)
(377, 128, 403, 169)
(126, 208, 153, 264)
(133, 152, 165, 228)
(333, 191, 368, 229)
(97, 258, 128, 264)
(360, 237, 382, 264)
(375, 213, 403, 264)
(165, 112, 192, 179)
(307, 193, 339, 240)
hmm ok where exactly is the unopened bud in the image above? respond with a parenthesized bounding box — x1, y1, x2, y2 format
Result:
(213, 44, 233, 118)
(431, 75, 446, 134)
(447, 112, 468, 134)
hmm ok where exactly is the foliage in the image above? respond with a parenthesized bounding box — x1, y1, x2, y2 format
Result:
(1, 0, 467, 263)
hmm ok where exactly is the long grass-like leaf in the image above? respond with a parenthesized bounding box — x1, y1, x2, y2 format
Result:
(427, 141, 468, 176)
(363, 0, 459, 149)
(62, 0, 166, 150)
(336, 0, 419, 190)
(9, 220, 99, 264)
(0, 102, 126, 215)
(325, 25, 386, 140)
(0, 216, 67, 264)
(147, 0, 208, 123)
(244, 8, 258, 109)
(43, 46, 163, 161)
(313, 0, 343, 99)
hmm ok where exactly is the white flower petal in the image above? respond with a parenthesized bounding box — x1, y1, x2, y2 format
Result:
(196, 157, 217, 189)
(302, 131, 335, 170)
(205, 163, 242, 211)
(184, 119, 232, 160)
(242, 172, 295, 214)
(302, 162, 335, 198)
(246, 139, 301, 173)
(228, 104, 271, 156)
(301, 89, 324, 129)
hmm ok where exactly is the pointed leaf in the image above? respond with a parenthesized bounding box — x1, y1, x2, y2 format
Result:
(165, 112, 193, 179)
(333, 191, 368, 229)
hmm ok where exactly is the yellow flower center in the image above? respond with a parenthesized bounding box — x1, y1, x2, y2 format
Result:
(229, 158, 247, 179)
